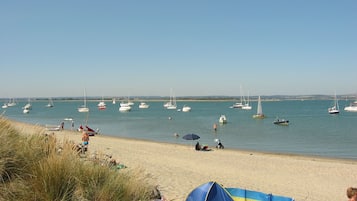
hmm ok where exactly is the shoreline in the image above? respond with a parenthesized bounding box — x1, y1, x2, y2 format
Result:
(7, 119, 357, 201)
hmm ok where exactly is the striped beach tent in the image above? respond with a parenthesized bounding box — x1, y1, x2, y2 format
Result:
(226, 188, 294, 201)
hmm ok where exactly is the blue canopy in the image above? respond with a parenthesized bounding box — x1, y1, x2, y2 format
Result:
(226, 188, 294, 201)
(186, 181, 234, 201)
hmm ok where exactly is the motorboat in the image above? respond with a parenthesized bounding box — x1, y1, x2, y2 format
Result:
(97, 100, 106, 110)
(2, 103, 8, 109)
(182, 105, 191, 112)
(119, 105, 131, 112)
(138, 102, 150, 109)
(344, 101, 357, 112)
(231, 102, 243, 108)
(273, 118, 289, 126)
(219, 115, 227, 124)
(23, 108, 30, 114)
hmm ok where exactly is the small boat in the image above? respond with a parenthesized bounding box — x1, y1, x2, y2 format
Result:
(78, 89, 89, 113)
(97, 97, 106, 110)
(219, 115, 227, 124)
(231, 102, 243, 108)
(119, 105, 131, 112)
(253, 96, 265, 119)
(242, 91, 252, 110)
(328, 93, 339, 114)
(138, 102, 150, 109)
(165, 88, 177, 110)
(344, 101, 357, 112)
(1, 103, 8, 109)
(182, 105, 191, 112)
(273, 118, 289, 126)
(46, 98, 54, 108)
(23, 108, 30, 114)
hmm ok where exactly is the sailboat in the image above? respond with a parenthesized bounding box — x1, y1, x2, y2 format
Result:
(165, 89, 177, 110)
(253, 96, 265, 119)
(328, 93, 339, 114)
(46, 98, 54, 108)
(242, 91, 252, 110)
(78, 89, 89, 112)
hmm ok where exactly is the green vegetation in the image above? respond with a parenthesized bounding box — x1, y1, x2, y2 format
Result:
(0, 117, 159, 201)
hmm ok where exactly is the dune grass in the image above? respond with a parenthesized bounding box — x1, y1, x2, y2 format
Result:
(0, 117, 159, 201)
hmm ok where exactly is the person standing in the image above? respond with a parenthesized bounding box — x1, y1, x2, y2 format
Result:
(82, 131, 89, 146)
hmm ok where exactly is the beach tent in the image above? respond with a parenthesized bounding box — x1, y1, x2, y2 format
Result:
(186, 181, 234, 201)
(226, 188, 294, 201)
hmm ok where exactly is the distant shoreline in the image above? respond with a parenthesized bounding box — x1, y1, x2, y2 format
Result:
(1, 95, 354, 102)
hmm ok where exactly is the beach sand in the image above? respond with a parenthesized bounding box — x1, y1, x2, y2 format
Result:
(9, 120, 357, 201)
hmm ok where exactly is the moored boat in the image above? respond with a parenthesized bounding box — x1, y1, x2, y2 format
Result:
(219, 115, 227, 124)
(139, 102, 150, 109)
(273, 118, 289, 126)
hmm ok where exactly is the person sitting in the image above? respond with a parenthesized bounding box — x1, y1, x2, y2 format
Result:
(216, 139, 224, 149)
(195, 141, 201, 151)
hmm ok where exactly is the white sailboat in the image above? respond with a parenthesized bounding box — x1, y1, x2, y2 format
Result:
(253, 96, 265, 119)
(78, 89, 89, 113)
(165, 89, 177, 110)
(328, 93, 339, 114)
(242, 91, 252, 110)
(46, 98, 54, 108)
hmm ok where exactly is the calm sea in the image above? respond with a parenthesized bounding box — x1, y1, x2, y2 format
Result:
(2, 99, 357, 159)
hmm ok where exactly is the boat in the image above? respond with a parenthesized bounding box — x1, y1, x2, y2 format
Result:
(328, 93, 339, 114)
(7, 99, 16, 107)
(23, 108, 30, 114)
(182, 105, 191, 112)
(45, 98, 54, 108)
(273, 118, 289, 125)
(219, 115, 227, 124)
(242, 91, 252, 110)
(231, 86, 244, 108)
(119, 103, 132, 112)
(165, 89, 177, 110)
(344, 100, 357, 112)
(97, 97, 106, 110)
(78, 89, 89, 113)
(22, 99, 32, 111)
(138, 102, 150, 109)
(253, 96, 265, 119)
(112, 98, 116, 104)
(1, 103, 8, 109)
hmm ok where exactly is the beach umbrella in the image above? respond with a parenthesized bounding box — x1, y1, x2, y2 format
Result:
(182, 133, 200, 141)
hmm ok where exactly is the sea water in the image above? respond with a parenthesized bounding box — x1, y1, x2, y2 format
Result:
(2, 99, 357, 159)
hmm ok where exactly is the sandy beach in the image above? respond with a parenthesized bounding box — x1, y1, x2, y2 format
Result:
(9, 120, 357, 201)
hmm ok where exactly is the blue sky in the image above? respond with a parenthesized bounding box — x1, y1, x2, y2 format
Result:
(1, 1, 356, 98)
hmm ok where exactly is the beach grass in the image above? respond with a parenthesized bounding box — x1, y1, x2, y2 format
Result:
(0, 117, 158, 201)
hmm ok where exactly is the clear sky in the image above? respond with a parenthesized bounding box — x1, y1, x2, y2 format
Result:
(1, 1, 356, 98)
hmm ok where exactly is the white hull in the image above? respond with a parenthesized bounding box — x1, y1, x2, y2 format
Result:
(219, 115, 227, 124)
(344, 106, 357, 112)
(23, 109, 30, 114)
(182, 105, 191, 112)
(78, 107, 89, 113)
(119, 106, 131, 112)
(139, 102, 150, 109)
